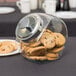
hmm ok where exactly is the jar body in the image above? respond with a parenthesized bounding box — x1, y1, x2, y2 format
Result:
(16, 13, 68, 62)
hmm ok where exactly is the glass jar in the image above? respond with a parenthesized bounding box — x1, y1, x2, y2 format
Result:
(16, 13, 68, 62)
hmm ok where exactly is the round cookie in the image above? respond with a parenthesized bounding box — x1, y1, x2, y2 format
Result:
(26, 46, 47, 56)
(52, 33, 66, 47)
(0, 41, 19, 54)
(48, 46, 64, 53)
(25, 55, 47, 60)
(46, 53, 59, 58)
(1, 41, 18, 50)
(47, 57, 58, 61)
(0, 44, 14, 54)
(21, 40, 41, 48)
(40, 32, 55, 49)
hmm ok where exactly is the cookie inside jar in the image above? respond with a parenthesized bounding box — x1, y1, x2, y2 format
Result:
(21, 29, 66, 61)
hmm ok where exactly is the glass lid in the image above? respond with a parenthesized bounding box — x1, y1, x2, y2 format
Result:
(16, 14, 42, 40)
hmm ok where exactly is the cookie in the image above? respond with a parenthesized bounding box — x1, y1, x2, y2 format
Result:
(25, 46, 47, 56)
(25, 55, 47, 60)
(0, 44, 14, 54)
(10, 41, 19, 50)
(52, 33, 66, 47)
(21, 40, 41, 47)
(49, 46, 64, 53)
(40, 32, 55, 49)
(46, 53, 59, 58)
(21, 41, 42, 55)
(0, 41, 19, 54)
(21, 41, 32, 52)
(1, 41, 18, 50)
(29, 41, 41, 47)
(47, 57, 58, 61)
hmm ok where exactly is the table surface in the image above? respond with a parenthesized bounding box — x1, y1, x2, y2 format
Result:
(0, 37, 76, 76)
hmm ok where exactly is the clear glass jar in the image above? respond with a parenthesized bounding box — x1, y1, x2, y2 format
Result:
(16, 13, 68, 62)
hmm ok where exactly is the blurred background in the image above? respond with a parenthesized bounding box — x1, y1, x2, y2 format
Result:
(0, 0, 76, 37)
(0, 0, 18, 5)
(0, 0, 76, 9)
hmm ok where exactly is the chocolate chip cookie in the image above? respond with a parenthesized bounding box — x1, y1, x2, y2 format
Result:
(48, 46, 64, 53)
(40, 32, 55, 49)
(25, 46, 47, 56)
(52, 33, 66, 47)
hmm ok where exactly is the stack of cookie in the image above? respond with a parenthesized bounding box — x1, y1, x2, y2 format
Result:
(21, 29, 66, 61)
